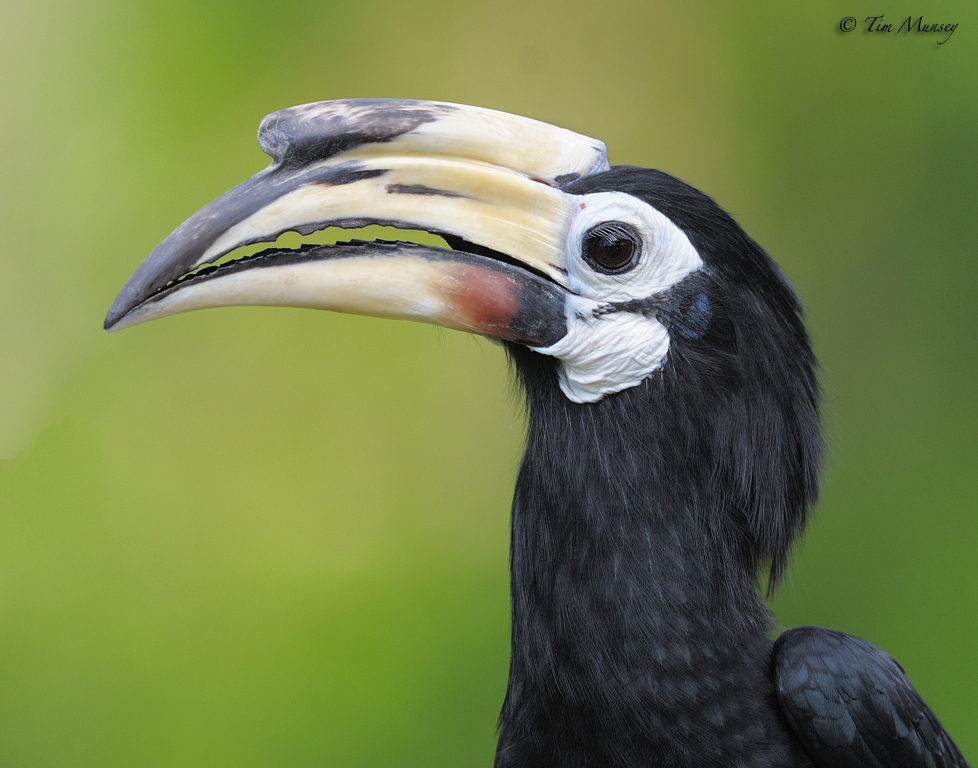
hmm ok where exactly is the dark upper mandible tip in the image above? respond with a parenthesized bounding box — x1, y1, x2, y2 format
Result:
(104, 166, 282, 330)
(104, 307, 121, 330)
(106, 98, 606, 332)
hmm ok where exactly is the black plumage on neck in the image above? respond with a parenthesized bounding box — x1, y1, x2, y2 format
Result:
(495, 168, 821, 768)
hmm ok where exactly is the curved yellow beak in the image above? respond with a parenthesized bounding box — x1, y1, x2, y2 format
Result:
(105, 99, 609, 344)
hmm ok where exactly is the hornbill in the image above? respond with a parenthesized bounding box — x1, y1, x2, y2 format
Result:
(106, 100, 970, 768)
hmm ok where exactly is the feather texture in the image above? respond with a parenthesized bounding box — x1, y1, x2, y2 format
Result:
(496, 168, 822, 767)
(774, 627, 970, 768)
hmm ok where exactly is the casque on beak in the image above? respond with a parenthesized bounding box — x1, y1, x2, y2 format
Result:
(104, 99, 610, 346)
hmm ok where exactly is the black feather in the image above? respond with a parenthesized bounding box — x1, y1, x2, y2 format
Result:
(495, 167, 823, 767)
(491, 168, 967, 768)
(567, 166, 823, 589)
(774, 627, 970, 768)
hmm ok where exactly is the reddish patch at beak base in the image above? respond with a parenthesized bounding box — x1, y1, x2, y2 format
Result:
(438, 264, 522, 341)
(434, 260, 567, 347)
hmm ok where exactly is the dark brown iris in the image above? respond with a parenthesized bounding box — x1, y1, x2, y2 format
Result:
(581, 222, 642, 274)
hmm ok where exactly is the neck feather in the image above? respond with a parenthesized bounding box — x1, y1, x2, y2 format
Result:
(495, 348, 806, 768)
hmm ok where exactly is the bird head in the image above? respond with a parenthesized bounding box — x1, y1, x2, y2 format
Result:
(106, 99, 820, 583)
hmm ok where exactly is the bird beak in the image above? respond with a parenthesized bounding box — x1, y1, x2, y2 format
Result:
(104, 99, 609, 347)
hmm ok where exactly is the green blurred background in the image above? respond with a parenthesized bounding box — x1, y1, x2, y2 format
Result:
(1, 1, 975, 765)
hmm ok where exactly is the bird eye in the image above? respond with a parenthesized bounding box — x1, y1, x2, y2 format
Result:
(581, 222, 642, 274)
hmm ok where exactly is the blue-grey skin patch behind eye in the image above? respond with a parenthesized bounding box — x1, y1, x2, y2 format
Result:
(674, 292, 711, 340)
(593, 271, 713, 340)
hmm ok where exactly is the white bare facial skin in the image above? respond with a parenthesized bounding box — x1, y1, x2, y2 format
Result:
(534, 192, 703, 403)
(107, 100, 702, 406)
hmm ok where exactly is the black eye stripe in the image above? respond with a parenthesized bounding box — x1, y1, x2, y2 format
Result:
(581, 221, 642, 274)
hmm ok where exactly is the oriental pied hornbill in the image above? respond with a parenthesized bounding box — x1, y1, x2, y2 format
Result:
(106, 100, 970, 768)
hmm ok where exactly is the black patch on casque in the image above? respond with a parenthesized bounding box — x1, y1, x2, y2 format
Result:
(384, 183, 468, 199)
(258, 99, 458, 170)
(553, 172, 580, 187)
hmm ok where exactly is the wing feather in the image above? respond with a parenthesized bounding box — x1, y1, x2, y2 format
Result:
(773, 626, 970, 768)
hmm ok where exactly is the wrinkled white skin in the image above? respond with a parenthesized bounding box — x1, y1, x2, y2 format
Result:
(534, 192, 703, 403)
